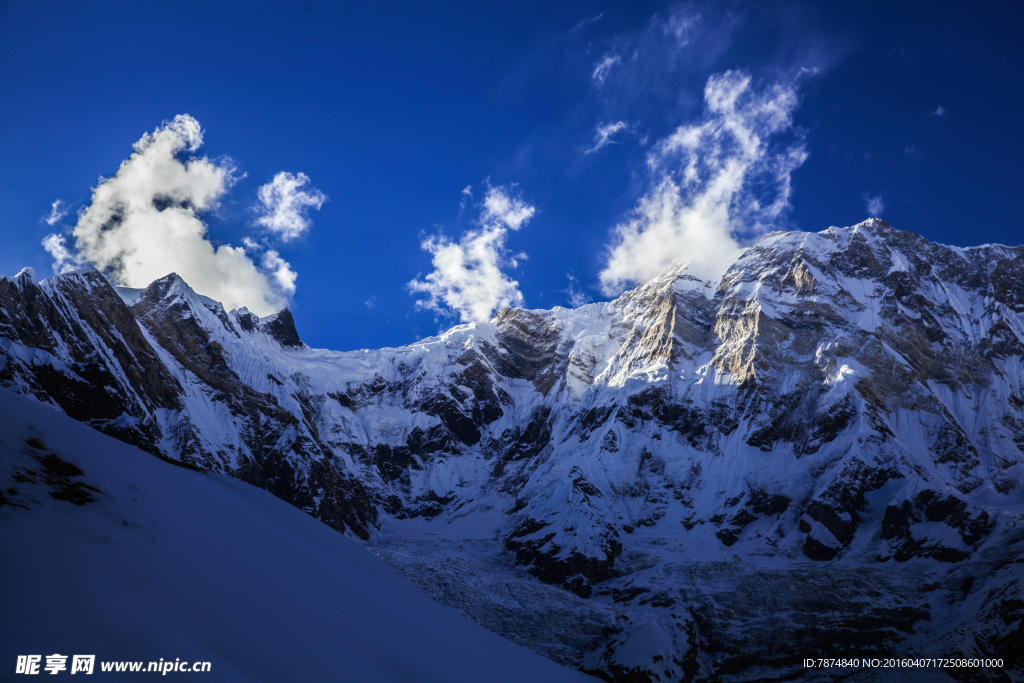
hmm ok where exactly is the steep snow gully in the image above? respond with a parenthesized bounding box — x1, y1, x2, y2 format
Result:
(2, 220, 1022, 681)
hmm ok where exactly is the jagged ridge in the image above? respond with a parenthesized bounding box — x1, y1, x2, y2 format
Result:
(1, 220, 1021, 682)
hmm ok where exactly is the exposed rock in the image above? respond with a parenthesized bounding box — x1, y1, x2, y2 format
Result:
(3, 220, 1023, 681)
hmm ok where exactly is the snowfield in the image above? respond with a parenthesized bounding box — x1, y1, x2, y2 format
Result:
(0, 388, 594, 682)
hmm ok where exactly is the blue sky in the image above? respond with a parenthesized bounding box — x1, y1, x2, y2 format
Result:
(1, 0, 1021, 350)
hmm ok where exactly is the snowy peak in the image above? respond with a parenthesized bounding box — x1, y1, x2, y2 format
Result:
(138, 272, 223, 310)
(1, 221, 1022, 682)
(0, 267, 375, 539)
(260, 308, 303, 348)
(128, 272, 304, 350)
(13, 266, 37, 287)
(132, 273, 304, 348)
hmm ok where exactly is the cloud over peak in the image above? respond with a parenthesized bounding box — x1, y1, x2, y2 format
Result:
(41, 114, 300, 316)
(409, 185, 535, 323)
(864, 193, 885, 216)
(599, 70, 807, 294)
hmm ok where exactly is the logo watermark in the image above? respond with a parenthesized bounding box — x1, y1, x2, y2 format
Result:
(15, 655, 210, 675)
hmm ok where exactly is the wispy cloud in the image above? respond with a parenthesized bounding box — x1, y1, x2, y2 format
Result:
(459, 184, 473, 214)
(364, 296, 377, 309)
(586, 4, 716, 118)
(260, 249, 297, 295)
(43, 200, 68, 226)
(904, 144, 925, 159)
(585, 121, 629, 154)
(661, 6, 698, 43)
(42, 114, 296, 316)
(561, 274, 592, 308)
(591, 54, 621, 86)
(409, 185, 535, 323)
(599, 70, 807, 294)
(41, 234, 76, 274)
(864, 193, 885, 216)
(932, 105, 945, 117)
(255, 171, 327, 241)
(585, 2, 842, 132)
(571, 12, 604, 34)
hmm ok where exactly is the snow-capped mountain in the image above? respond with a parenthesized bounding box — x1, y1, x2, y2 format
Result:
(2, 219, 1021, 681)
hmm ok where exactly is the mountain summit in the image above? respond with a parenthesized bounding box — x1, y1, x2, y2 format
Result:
(1, 220, 1021, 681)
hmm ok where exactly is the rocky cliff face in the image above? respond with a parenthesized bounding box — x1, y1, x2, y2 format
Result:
(1, 220, 1021, 682)
(0, 269, 377, 539)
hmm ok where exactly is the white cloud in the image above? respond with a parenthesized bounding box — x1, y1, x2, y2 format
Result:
(365, 296, 377, 309)
(44, 200, 68, 226)
(562, 274, 592, 308)
(255, 171, 327, 241)
(864, 194, 885, 216)
(409, 185, 535, 323)
(591, 54, 621, 86)
(481, 185, 534, 230)
(933, 105, 945, 117)
(459, 185, 473, 213)
(599, 70, 807, 294)
(261, 249, 297, 295)
(46, 114, 295, 316)
(586, 121, 628, 154)
(41, 233, 77, 274)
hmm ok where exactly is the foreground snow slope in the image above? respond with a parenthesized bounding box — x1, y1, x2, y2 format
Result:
(0, 388, 594, 683)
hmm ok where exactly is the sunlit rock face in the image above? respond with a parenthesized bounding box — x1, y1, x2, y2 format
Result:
(2, 220, 1022, 681)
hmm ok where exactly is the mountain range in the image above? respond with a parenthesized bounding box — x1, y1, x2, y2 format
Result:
(1, 219, 1021, 682)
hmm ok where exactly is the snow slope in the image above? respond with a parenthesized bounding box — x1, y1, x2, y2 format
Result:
(0, 387, 594, 683)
